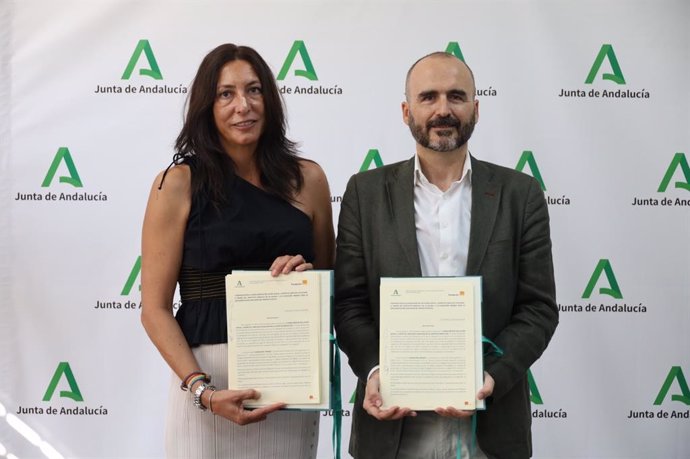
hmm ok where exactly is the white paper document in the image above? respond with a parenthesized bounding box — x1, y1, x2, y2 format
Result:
(379, 277, 484, 410)
(226, 271, 332, 409)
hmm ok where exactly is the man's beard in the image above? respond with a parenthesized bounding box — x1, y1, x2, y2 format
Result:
(408, 112, 476, 152)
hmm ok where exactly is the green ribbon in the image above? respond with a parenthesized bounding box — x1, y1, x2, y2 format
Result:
(330, 334, 342, 459)
(482, 336, 504, 358)
(455, 336, 504, 459)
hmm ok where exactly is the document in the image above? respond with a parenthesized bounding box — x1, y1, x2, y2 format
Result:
(226, 271, 333, 409)
(379, 277, 484, 410)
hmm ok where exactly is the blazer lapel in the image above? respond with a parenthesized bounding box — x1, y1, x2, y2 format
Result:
(385, 158, 422, 276)
(467, 156, 501, 275)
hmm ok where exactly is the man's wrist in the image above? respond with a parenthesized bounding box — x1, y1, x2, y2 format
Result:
(367, 365, 380, 381)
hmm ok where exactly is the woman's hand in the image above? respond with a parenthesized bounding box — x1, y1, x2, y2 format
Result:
(270, 254, 313, 276)
(205, 388, 285, 425)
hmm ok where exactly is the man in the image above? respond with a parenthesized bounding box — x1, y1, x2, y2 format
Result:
(334, 52, 558, 458)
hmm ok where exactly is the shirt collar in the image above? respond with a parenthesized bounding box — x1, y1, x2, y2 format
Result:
(414, 152, 473, 187)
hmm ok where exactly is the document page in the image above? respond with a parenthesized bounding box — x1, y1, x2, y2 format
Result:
(379, 277, 483, 410)
(226, 271, 321, 407)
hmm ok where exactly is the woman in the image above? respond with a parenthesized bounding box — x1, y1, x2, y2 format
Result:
(141, 44, 335, 458)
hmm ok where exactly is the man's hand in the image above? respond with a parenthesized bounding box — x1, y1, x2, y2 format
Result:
(435, 371, 495, 418)
(477, 371, 495, 401)
(363, 370, 416, 420)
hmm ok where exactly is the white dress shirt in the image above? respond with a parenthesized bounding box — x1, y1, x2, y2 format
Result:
(413, 153, 472, 277)
(395, 153, 487, 459)
(367, 153, 473, 382)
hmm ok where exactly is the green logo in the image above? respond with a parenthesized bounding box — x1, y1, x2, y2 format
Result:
(653, 367, 690, 405)
(359, 149, 384, 172)
(121, 256, 142, 295)
(528, 370, 543, 404)
(122, 39, 163, 80)
(43, 362, 83, 402)
(277, 40, 318, 81)
(658, 153, 690, 192)
(585, 44, 625, 85)
(444, 42, 466, 62)
(41, 147, 83, 188)
(582, 259, 623, 299)
(515, 151, 546, 191)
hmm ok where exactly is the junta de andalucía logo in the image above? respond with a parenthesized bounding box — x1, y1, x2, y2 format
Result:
(14, 147, 108, 202)
(94, 39, 187, 95)
(15, 362, 109, 416)
(277, 40, 342, 96)
(558, 44, 649, 99)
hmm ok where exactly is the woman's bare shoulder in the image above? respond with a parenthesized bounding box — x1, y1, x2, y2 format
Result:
(151, 163, 192, 195)
(298, 158, 328, 187)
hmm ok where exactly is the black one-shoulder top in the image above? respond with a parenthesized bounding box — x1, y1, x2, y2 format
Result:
(175, 174, 313, 346)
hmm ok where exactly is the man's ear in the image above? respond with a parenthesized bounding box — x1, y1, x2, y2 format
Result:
(402, 101, 410, 125)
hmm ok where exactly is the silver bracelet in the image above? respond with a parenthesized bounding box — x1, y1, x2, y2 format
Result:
(193, 383, 216, 411)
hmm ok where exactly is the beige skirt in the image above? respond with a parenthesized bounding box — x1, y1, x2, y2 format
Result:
(165, 343, 319, 459)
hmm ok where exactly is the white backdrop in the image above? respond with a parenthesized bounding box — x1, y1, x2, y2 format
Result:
(1, 0, 688, 458)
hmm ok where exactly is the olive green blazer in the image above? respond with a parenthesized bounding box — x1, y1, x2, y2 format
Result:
(334, 155, 558, 459)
